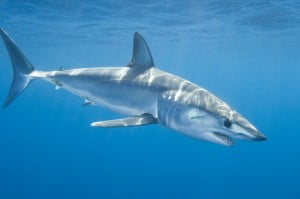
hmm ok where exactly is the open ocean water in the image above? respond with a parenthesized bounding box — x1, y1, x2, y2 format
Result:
(0, 0, 299, 198)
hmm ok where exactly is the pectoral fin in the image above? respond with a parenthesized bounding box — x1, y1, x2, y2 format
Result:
(91, 113, 157, 128)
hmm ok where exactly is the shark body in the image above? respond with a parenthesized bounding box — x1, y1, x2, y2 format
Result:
(0, 29, 266, 146)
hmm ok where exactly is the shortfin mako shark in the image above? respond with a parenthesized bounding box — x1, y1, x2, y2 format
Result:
(0, 28, 266, 146)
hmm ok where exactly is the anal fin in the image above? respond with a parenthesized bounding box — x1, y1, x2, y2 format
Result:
(91, 113, 157, 128)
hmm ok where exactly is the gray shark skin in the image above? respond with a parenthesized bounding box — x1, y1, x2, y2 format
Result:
(0, 28, 266, 146)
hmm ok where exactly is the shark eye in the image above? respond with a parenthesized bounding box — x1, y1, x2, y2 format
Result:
(224, 119, 232, 128)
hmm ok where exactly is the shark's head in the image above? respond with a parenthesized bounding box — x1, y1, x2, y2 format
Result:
(177, 107, 266, 146)
(158, 90, 266, 146)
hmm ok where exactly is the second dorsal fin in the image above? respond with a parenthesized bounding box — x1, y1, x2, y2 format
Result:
(127, 32, 154, 70)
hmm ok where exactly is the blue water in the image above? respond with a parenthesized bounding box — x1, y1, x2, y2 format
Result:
(0, 0, 300, 198)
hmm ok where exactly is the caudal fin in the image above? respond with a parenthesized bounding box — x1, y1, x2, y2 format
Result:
(0, 28, 35, 108)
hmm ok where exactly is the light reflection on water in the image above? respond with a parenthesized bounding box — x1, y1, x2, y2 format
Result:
(0, 0, 299, 44)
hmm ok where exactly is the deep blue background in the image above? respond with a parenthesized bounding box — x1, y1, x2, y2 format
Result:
(0, 1, 300, 198)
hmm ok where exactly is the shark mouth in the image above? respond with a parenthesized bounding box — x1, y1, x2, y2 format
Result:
(211, 132, 235, 147)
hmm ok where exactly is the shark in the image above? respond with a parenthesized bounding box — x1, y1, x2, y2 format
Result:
(0, 28, 266, 146)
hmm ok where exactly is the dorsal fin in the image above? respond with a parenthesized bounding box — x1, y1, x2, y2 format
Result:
(127, 32, 154, 70)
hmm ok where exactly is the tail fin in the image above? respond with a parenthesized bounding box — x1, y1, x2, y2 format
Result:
(0, 28, 35, 108)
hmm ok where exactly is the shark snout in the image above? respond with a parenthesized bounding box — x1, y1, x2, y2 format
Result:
(243, 126, 267, 141)
(230, 119, 267, 142)
(252, 132, 267, 141)
(234, 127, 267, 142)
